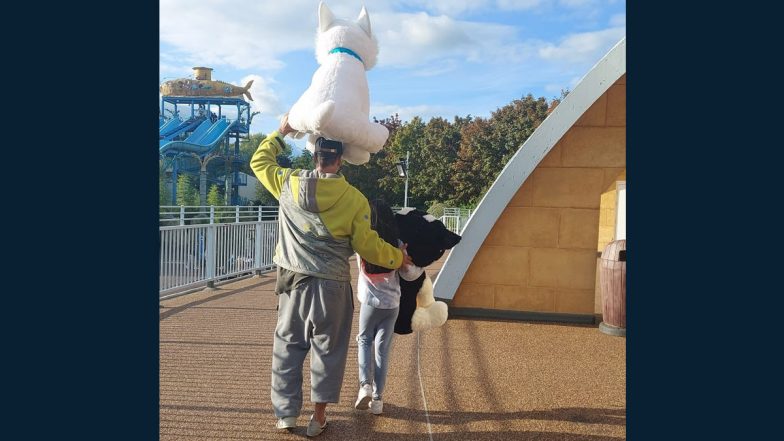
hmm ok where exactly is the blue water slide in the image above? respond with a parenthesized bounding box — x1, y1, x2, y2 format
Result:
(158, 116, 181, 136)
(184, 119, 213, 142)
(159, 116, 166, 128)
(158, 119, 212, 148)
(159, 118, 237, 154)
(160, 116, 206, 141)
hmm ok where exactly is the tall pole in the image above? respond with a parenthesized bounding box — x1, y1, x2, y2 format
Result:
(404, 151, 410, 208)
(171, 160, 179, 206)
(199, 159, 208, 206)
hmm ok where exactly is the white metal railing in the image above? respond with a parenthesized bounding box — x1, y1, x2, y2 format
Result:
(159, 220, 278, 297)
(440, 215, 461, 234)
(159, 205, 279, 226)
(440, 208, 472, 234)
(443, 207, 472, 218)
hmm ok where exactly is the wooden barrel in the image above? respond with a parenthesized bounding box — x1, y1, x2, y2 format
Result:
(599, 239, 626, 336)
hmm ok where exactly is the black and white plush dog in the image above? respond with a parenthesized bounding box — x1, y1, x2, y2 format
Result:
(394, 208, 462, 334)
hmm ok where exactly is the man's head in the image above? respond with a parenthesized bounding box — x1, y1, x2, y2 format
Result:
(313, 136, 343, 172)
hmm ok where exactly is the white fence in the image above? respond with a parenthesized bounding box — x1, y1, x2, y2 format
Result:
(160, 205, 279, 226)
(159, 205, 471, 297)
(440, 215, 462, 234)
(440, 208, 472, 235)
(159, 221, 278, 297)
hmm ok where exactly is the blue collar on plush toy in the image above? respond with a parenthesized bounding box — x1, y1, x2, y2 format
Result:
(329, 47, 363, 64)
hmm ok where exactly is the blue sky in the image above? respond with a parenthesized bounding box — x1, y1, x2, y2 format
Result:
(160, 0, 625, 153)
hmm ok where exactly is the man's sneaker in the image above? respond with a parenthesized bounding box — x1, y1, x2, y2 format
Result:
(275, 416, 297, 430)
(306, 414, 328, 437)
(369, 399, 383, 415)
(354, 383, 373, 409)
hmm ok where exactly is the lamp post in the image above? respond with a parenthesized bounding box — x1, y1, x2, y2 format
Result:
(396, 151, 410, 208)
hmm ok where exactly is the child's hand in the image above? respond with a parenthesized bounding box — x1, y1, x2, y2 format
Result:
(399, 243, 413, 268)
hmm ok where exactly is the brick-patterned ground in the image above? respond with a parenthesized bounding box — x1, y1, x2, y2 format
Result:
(160, 255, 626, 440)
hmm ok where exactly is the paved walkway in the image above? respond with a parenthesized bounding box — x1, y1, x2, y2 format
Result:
(160, 255, 626, 440)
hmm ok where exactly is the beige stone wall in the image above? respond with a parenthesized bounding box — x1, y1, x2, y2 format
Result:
(453, 74, 626, 315)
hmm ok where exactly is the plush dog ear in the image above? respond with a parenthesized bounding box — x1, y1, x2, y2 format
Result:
(441, 230, 462, 250)
(319, 2, 335, 33)
(356, 6, 372, 37)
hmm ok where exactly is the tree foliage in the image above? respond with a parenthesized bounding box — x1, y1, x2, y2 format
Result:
(207, 184, 225, 206)
(176, 174, 199, 206)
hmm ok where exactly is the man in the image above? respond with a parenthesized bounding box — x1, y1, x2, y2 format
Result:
(251, 114, 412, 437)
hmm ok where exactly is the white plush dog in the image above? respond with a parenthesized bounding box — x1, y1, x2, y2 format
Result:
(287, 2, 389, 165)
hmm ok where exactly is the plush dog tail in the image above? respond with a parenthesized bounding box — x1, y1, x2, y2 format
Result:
(416, 275, 435, 308)
(411, 301, 448, 332)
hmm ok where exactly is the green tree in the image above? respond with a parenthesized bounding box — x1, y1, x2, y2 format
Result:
(207, 184, 224, 206)
(159, 168, 171, 206)
(450, 116, 493, 205)
(234, 132, 296, 207)
(489, 94, 550, 167)
(176, 174, 199, 206)
(450, 94, 550, 205)
(254, 180, 278, 206)
(237, 133, 267, 176)
(427, 201, 447, 218)
(291, 149, 313, 170)
(416, 116, 466, 205)
(342, 114, 404, 205)
(238, 132, 294, 176)
(357, 116, 427, 208)
(159, 179, 171, 206)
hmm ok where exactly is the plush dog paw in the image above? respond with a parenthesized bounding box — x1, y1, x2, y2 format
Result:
(411, 301, 448, 332)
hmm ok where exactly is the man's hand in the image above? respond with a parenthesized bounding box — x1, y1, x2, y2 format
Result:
(278, 113, 294, 137)
(399, 243, 414, 268)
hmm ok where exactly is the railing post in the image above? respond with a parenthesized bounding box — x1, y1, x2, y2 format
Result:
(254, 222, 263, 276)
(210, 206, 215, 224)
(179, 205, 185, 226)
(206, 225, 217, 288)
(258, 205, 262, 222)
(235, 206, 240, 223)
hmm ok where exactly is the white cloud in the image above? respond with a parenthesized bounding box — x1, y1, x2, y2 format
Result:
(396, 0, 491, 16)
(538, 26, 625, 64)
(160, 1, 527, 73)
(557, 0, 597, 7)
(162, 0, 615, 74)
(398, 0, 549, 15)
(232, 75, 283, 117)
(161, 0, 625, 73)
(160, 0, 318, 71)
(159, 0, 629, 134)
(497, 0, 546, 10)
(398, 0, 604, 15)
(374, 11, 527, 67)
(610, 13, 626, 27)
(159, 63, 188, 78)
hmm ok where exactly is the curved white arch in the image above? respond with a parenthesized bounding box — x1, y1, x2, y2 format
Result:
(434, 37, 626, 300)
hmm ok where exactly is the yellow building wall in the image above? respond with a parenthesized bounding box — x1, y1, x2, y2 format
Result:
(452, 74, 626, 315)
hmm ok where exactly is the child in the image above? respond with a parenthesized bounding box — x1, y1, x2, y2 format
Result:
(354, 200, 423, 415)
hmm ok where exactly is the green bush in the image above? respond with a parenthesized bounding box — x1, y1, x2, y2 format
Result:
(427, 202, 446, 218)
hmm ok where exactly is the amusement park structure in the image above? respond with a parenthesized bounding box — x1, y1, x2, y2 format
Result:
(159, 67, 257, 205)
